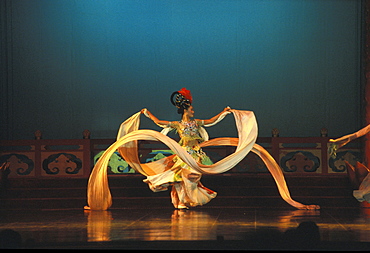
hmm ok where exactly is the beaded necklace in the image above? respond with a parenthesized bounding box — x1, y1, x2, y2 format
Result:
(179, 120, 199, 137)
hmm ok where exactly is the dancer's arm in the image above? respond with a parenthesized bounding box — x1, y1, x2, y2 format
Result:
(201, 107, 231, 126)
(141, 108, 170, 127)
(328, 124, 370, 158)
(329, 124, 370, 147)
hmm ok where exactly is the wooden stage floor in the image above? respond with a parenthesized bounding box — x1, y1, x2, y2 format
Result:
(1, 205, 370, 250)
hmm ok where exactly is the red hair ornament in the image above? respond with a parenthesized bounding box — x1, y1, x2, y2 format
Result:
(178, 87, 193, 103)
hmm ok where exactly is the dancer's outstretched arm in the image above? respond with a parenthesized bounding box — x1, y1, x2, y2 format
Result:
(141, 108, 170, 127)
(329, 124, 370, 147)
(328, 124, 370, 158)
(200, 107, 231, 126)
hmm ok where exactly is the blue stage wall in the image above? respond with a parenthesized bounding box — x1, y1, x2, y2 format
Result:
(0, 0, 364, 140)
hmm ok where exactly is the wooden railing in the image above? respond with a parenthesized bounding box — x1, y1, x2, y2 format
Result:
(0, 129, 363, 179)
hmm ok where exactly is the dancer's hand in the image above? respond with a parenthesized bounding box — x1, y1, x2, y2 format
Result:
(223, 106, 231, 112)
(328, 143, 338, 159)
(141, 108, 150, 119)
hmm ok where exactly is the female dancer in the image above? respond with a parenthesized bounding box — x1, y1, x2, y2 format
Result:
(141, 88, 231, 209)
(329, 125, 370, 203)
(86, 88, 319, 211)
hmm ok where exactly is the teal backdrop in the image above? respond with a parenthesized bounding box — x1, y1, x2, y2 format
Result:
(0, 0, 364, 140)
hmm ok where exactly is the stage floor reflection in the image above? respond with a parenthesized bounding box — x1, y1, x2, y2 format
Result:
(1, 206, 370, 249)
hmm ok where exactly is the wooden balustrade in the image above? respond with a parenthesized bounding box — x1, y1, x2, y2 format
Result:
(0, 129, 364, 179)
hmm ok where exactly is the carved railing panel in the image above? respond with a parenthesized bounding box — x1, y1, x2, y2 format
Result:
(0, 135, 363, 179)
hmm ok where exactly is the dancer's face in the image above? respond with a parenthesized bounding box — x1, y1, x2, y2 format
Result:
(185, 106, 194, 118)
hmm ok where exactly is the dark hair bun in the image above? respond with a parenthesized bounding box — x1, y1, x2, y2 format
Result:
(170, 91, 191, 112)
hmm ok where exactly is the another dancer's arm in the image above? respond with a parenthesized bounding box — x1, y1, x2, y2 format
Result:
(329, 124, 370, 148)
(141, 109, 170, 127)
(328, 124, 370, 158)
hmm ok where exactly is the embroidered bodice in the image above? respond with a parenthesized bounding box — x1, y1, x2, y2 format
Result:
(170, 120, 204, 148)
